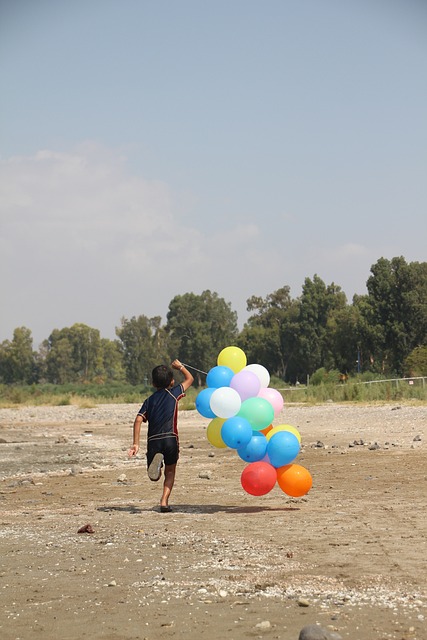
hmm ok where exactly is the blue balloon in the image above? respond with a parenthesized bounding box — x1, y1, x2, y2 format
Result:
(237, 431, 268, 462)
(207, 365, 234, 388)
(267, 431, 300, 468)
(221, 416, 253, 449)
(195, 388, 216, 419)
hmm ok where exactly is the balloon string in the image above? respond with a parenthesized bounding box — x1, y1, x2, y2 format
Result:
(181, 362, 208, 375)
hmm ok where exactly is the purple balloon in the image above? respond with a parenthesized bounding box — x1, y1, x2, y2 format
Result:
(230, 370, 261, 401)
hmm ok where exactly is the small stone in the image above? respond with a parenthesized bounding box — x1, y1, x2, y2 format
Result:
(413, 435, 421, 442)
(368, 443, 380, 450)
(117, 473, 127, 483)
(299, 624, 342, 640)
(77, 523, 94, 534)
(297, 597, 310, 607)
(199, 471, 212, 480)
(255, 620, 271, 630)
(108, 580, 117, 587)
(219, 589, 228, 598)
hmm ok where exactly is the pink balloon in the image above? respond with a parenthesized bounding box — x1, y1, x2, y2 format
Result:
(230, 370, 261, 401)
(257, 387, 284, 416)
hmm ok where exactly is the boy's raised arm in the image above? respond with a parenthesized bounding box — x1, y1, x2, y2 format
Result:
(171, 359, 194, 391)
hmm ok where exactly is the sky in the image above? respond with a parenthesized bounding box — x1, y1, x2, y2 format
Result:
(1, 0, 426, 348)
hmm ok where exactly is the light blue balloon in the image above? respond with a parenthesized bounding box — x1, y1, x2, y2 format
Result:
(207, 365, 234, 388)
(237, 431, 268, 462)
(195, 388, 216, 418)
(267, 431, 300, 468)
(221, 416, 253, 449)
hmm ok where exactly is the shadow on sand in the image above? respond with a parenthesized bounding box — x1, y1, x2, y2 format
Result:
(97, 503, 300, 515)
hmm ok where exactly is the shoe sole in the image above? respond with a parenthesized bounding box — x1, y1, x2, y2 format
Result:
(148, 453, 163, 481)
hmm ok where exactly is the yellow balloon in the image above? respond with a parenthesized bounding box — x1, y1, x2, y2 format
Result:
(206, 417, 227, 448)
(266, 424, 301, 443)
(217, 346, 247, 373)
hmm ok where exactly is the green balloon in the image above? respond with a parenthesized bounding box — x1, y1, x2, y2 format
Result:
(238, 397, 275, 431)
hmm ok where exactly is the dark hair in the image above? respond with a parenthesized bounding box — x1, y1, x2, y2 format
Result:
(152, 365, 173, 389)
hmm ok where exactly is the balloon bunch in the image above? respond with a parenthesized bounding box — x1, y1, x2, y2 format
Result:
(195, 346, 313, 498)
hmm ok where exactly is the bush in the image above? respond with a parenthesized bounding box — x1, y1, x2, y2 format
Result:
(404, 346, 427, 377)
(310, 368, 341, 386)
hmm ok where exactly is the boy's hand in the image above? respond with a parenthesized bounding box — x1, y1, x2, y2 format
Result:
(128, 444, 139, 457)
(171, 359, 183, 370)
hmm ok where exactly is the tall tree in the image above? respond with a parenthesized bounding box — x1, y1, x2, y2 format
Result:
(43, 324, 104, 383)
(44, 331, 74, 384)
(100, 338, 126, 381)
(116, 315, 169, 385)
(166, 290, 238, 385)
(364, 257, 427, 374)
(239, 286, 298, 378)
(324, 304, 361, 374)
(296, 276, 347, 378)
(0, 327, 36, 383)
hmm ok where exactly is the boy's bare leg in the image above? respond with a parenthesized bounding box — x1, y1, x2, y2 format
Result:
(160, 464, 176, 508)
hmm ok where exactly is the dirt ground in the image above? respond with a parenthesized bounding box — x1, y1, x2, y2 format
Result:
(0, 402, 426, 640)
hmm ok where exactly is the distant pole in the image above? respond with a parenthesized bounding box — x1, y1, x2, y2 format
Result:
(357, 348, 361, 374)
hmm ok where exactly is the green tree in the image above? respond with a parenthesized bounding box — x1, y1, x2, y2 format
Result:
(324, 304, 362, 374)
(166, 290, 238, 385)
(116, 315, 169, 385)
(0, 327, 36, 383)
(100, 338, 125, 381)
(239, 286, 298, 379)
(43, 324, 104, 383)
(364, 257, 427, 374)
(44, 331, 74, 384)
(296, 276, 347, 378)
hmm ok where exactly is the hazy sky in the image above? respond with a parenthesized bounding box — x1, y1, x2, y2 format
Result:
(1, 0, 426, 347)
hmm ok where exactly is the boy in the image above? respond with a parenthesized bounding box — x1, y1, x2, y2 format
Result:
(128, 359, 194, 512)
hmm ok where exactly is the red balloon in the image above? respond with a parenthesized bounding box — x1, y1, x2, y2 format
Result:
(241, 461, 277, 496)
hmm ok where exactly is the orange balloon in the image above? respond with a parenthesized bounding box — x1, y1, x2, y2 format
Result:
(276, 463, 312, 497)
(260, 424, 273, 436)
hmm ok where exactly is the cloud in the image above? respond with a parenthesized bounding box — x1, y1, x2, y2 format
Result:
(0, 143, 277, 345)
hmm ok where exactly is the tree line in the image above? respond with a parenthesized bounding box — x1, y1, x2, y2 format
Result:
(1, 257, 426, 387)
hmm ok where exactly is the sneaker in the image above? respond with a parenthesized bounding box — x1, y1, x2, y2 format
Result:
(148, 453, 164, 481)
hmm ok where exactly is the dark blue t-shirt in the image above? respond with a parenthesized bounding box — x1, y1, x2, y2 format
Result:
(137, 384, 185, 441)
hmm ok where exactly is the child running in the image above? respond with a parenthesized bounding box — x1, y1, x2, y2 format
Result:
(128, 359, 194, 512)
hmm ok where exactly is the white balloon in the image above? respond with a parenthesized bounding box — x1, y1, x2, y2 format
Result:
(244, 364, 270, 388)
(210, 386, 242, 418)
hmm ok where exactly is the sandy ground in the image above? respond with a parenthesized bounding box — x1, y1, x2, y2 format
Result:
(0, 402, 426, 640)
